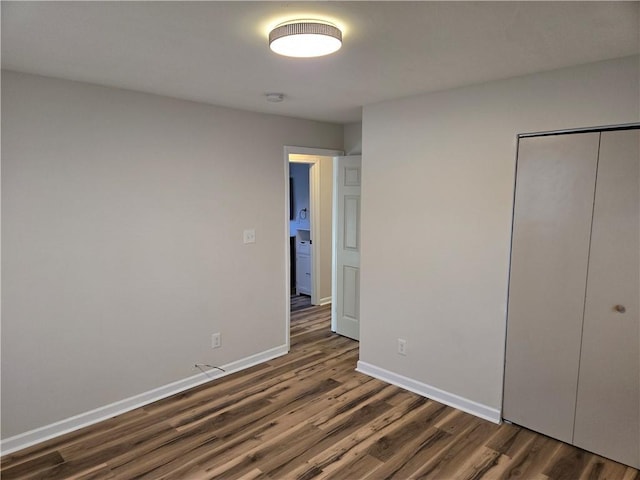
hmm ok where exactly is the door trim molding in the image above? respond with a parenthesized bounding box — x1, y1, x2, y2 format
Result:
(519, 122, 639, 138)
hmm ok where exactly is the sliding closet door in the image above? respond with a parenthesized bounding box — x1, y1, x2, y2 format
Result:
(503, 133, 600, 443)
(573, 129, 639, 468)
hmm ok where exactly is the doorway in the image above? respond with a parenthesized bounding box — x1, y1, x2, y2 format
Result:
(289, 161, 312, 311)
(284, 146, 342, 349)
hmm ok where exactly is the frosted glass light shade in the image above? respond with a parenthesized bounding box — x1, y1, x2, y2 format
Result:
(269, 22, 342, 58)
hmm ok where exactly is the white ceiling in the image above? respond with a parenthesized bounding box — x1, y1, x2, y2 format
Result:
(2, 1, 638, 124)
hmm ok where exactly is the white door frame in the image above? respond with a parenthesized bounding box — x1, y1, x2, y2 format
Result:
(284, 146, 342, 350)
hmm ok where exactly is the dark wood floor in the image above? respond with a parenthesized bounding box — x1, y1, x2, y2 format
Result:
(2, 304, 639, 480)
(290, 294, 312, 312)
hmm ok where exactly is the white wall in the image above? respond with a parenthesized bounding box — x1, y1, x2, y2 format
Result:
(1, 71, 343, 439)
(359, 56, 639, 418)
(317, 156, 334, 303)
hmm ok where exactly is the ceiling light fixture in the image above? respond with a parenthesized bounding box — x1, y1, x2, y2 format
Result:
(269, 21, 342, 58)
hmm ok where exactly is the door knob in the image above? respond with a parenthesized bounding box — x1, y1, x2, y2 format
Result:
(613, 305, 626, 313)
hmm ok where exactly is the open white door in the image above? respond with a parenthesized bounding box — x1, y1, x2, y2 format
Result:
(332, 155, 362, 340)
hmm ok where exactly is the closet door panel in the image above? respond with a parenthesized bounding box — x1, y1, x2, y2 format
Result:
(573, 129, 639, 468)
(503, 133, 600, 443)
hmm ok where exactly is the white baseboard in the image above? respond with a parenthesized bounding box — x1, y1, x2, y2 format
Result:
(318, 296, 332, 306)
(1, 345, 289, 455)
(356, 361, 501, 424)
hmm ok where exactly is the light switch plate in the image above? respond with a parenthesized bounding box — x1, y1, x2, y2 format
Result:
(243, 229, 256, 244)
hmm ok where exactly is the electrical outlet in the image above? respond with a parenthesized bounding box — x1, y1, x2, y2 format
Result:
(211, 333, 221, 349)
(243, 229, 256, 244)
(397, 338, 407, 356)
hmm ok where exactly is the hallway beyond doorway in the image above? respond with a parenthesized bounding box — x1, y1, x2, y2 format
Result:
(290, 294, 312, 312)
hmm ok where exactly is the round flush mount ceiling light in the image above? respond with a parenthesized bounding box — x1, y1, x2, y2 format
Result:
(269, 21, 342, 58)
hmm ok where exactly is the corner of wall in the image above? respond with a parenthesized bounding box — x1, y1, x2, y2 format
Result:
(344, 122, 363, 155)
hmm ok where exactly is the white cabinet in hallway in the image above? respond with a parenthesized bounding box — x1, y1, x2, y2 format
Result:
(295, 229, 311, 296)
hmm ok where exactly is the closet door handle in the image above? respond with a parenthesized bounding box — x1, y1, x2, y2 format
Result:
(613, 305, 626, 313)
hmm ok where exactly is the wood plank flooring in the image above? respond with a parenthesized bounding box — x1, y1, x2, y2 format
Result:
(2, 304, 639, 479)
(290, 294, 312, 312)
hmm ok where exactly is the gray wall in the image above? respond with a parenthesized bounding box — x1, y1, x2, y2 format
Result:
(360, 56, 639, 413)
(1, 71, 343, 438)
(344, 123, 362, 155)
(317, 155, 334, 303)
